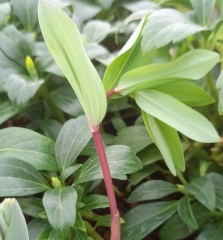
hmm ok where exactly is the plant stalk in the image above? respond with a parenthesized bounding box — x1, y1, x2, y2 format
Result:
(92, 127, 120, 240)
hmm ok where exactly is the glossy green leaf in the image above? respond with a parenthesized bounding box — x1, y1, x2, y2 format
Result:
(81, 194, 109, 211)
(43, 187, 77, 232)
(177, 195, 198, 229)
(0, 127, 57, 171)
(48, 230, 62, 240)
(136, 90, 219, 143)
(10, 0, 38, 31)
(5, 74, 44, 105)
(153, 81, 214, 107)
(38, 0, 107, 129)
(196, 222, 223, 240)
(128, 180, 178, 202)
(55, 116, 91, 173)
(208, 173, 223, 211)
(103, 18, 155, 92)
(0, 157, 50, 196)
(142, 8, 205, 52)
(28, 219, 50, 240)
(122, 201, 177, 240)
(18, 198, 44, 218)
(0, 198, 29, 240)
(75, 145, 142, 183)
(185, 176, 215, 211)
(112, 126, 153, 153)
(74, 213, 86, 232)
(190, 0, 216, 26)
(143, 112, 184, 175)
(116, 50, 219, 95)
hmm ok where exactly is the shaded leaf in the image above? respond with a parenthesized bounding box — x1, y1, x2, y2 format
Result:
(128, 180, 178, 202)
(142, 8, 205, 52)
(136, 90, 219, 143)
(38, 0, 107, 128)
(196, 222, 223, 240)
(28, 219, 50, 240)
(81, 194, 109, 211)
(185, 176, 215, 211)
(0, 157, 49, 196)
(0, 127, 57, 171)
(18, 198, 44, 218)
(43, 187, 77, 232)
(142, 112, 184, 175)
(55, 116, 91, 173)
(122, 201, 177, 240)
(75, 145, 142, 183)
(112, 126, 153, 153)
(177, 195, 198, 229)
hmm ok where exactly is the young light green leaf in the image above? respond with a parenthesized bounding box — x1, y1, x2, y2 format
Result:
(128, 180, 178, 202)
(0, 157, 50, 196)
(0, 127, 57, 171)
(0, 198, 29, 240)
(103, 18, 155, 92)
(75, 145, 142, 183)
(185, 176, 216, 211)
(10, 0, 38, 31)
(190, 0, 216, 26)
(142, 112, 184, 175)
(142, 8, 205, 52)
(43, 187, 77, 232)
(177, 195, 198, 229)
(216, 70, 223, 114)
(55, 116, 91, 173)
(122, 201, 177, 240)
(136, 90, 219, 143)
(153, 81, 214, 107)
(38, 0, 107, 129)
(116, 50, 219, 95)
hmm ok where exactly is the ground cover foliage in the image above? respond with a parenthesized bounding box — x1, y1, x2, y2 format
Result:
(0, 0, 223, 239)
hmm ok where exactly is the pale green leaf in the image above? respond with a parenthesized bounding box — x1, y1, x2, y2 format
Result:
(0, 198, 29, 240)
(0, 127, 57, 171)
(0, 157, 50, 196)
(122, 201, 177, 240)
(153, 81, 214, 107)
(38, 0, 107, 129)
(0, 3, 10, 26)
(55, 116, 91, 173)
(43, 187, 77, 232)
(142, 112, 184, 175)
(116, 50, 219, 95)
(136, 90, 219, 143)
(142, 8, 205, 52)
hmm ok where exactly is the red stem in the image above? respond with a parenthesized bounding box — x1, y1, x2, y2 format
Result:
(92, 128, 120, 240)
(106, 88, 116, 99)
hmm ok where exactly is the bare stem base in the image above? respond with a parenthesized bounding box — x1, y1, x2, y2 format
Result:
(92, 128, 120, 240)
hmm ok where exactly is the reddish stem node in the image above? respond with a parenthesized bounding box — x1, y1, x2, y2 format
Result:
(92, 128, 120, 240)
(106, 88, 116, 99)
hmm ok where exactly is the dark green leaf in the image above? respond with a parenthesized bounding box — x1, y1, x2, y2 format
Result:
(122, 201, 177, 240)
(0, 127, 57, 171)
(81, 194, 109, 211)
(185, 176, 215, 211)
(73, 230, 91, 240)
(55, 117, 91, 173)
(196, 222, 223, 240)
(177, 195, 198, 229)
(0, 157, 50, 196)
(18, 198, 44, 218)
(112, 126, 153, 153)
(143, 112, 185, 175)
(142, 8, 205, 51)
(43, 187, 77, 232)
(28, 219, 50, 240)
(75, 145, 142, 183)
(10, 0, 38, 31)
(128, 180, 178, 202)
